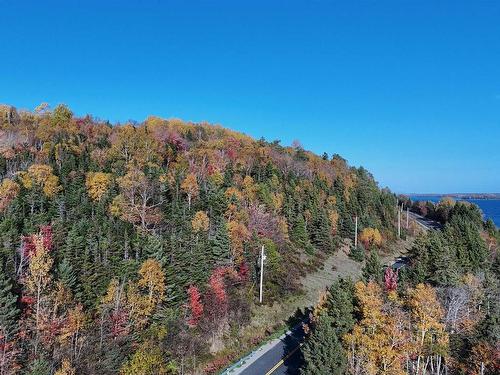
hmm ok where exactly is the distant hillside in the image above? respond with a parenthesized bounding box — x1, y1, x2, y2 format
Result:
(406, 193, 500, 199)
(0, 103, 399, 373)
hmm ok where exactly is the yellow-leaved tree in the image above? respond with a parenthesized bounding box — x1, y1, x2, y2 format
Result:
(192, 210, 210, 245)
(407, 283, 449, 375)
(181, 173, 199, 210)
(108, 123, 162, 168)
(85, 172, 112, 201)
(18, 164, 61, 198)
(23, 229, 54, 356)
(359, 227, 382, 249)
(110, 168, 162, 230)
(58, 304, 87, 363)
(344, 281, 407, 375)
(0, 178, 20, 212)
(191, 211, 209, 233)
(241, 175, 257, 204)
(54, 359, 76, 375)
(127, 259, 166, 327)
(120, 345, 172, 375)
(227, 220, 250, 262)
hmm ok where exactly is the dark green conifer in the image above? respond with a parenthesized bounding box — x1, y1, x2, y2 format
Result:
(349, 244, 364, 262)
(362, 249, 383, 283)
(300, 314, 346, 375)
(326, 278, 355, 336)
(27, 359, 51, 375)
(291, 214, 309, 249)
(0, 270, 18, 338)
(57, 258, 78, 294)
(427, 232, 460, 286)
(310, 209, 333, 252)
(210, 219, 231, 265)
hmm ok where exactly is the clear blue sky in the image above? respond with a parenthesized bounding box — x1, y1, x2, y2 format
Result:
(1, 0, 499, 193)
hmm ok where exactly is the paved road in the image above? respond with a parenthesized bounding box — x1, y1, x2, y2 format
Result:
(225, 213, 443, 375)
(408, 211, 442, 230)
(239, 323, 304, 375)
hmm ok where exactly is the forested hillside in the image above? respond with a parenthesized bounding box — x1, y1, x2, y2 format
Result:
(300, 199, 500, 375)
(0, 104, 399, 374)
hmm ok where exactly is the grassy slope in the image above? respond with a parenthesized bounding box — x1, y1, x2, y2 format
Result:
(214, 235, 415, 373)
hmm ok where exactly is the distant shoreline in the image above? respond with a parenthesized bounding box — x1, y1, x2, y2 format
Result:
(404, 193, 500, 200)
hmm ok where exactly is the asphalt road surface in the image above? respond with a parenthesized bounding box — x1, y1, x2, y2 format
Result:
(408, 211, 442, 230)
(239, 323, 305, 375)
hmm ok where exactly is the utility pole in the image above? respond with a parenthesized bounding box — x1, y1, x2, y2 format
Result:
(354, 216, 358, 248)
(398, 206, 401, 238)
(406, 206, 409, 229)
(259, 245, 266, 304)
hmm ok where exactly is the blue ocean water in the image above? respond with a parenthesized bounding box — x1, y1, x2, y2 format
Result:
(410, 196, 500, 227)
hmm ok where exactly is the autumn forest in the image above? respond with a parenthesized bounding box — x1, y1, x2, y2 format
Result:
(0, 104, 498, 374)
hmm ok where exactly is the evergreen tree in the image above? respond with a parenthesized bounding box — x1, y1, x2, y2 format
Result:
(206, 186, 228, 219)
(492, 252, 500, 280)
(479, 273, 500, 345)
(28, 359, 51, 375)
(210, 219, 231, 265)
(449, 202, 483, 229)
(291, 214, 314, 254)
(407, 234, 432, 284)
(310, 209, 333, 252)
(63, 220, 88, 267)
(333, 179, 352, 238)
(445, 219, 489, 273)
(142, 233, 165, 260)
(429, 239, 456, 287)
(0, 269, 18, 338)
(291, 214, 307, 246)
(57, 258, 78, 295)
(431, 249, 460, 287)
(349, 244, 364, 262)
(362, 249, 383, 283)
(326, 278, 355, 336)
(463, 222, 489, 271)
(301, 314, 346, 375)
(484, 218, 496, 235)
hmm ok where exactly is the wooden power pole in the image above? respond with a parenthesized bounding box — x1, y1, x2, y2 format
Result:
(259, 245, 266, 304)
(398, 206, 401, 238)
